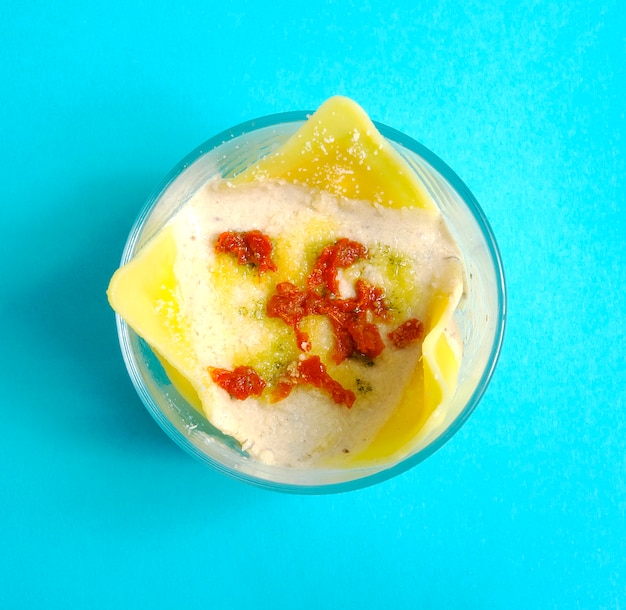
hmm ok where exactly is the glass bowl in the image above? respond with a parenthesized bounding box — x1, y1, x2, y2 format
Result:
(115, 110, 506, 494)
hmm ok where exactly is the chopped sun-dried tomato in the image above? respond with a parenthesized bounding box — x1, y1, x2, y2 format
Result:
(354, 279, 389, 319)
(323, 308, 384, 364)
(215, 230, 277, 274)
(272, 356, 355, 408)
(346, 315, 385, 360)
(209, 366, 267, 400)
(266, 251, 389, 362)
(270, 378, 296, 403)
(298, 355, 355, 408)
(307, 238, 368, 294)
(327, 313, 356, 364)
(387, 318, 424, 348)
(266, 282, 325, 350)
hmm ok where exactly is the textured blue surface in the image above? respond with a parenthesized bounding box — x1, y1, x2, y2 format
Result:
(1, 1, 624, 608)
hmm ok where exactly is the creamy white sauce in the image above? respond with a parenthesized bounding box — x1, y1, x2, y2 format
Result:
(169, 178, 463, 467)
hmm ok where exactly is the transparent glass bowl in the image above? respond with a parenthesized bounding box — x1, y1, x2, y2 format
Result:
(116, 111, 506, 494)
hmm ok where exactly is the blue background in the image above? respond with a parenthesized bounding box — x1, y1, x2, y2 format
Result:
(1, 1, 624, 608)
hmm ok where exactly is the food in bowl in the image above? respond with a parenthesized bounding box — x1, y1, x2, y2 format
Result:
(107, 96, 468, 468)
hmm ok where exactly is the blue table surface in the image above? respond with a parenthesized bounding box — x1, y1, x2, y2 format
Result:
(2, 1, 624, 608)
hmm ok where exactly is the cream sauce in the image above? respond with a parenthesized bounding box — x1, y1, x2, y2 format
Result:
(169, 177, 464, 466)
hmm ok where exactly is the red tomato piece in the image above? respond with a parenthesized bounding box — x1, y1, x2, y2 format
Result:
(296, 356, 355, 408)
(387, 318, 424, 348)
(307, 238, 368, 294)
(215, 230, 277, 274)
(209, 366, 267, 400)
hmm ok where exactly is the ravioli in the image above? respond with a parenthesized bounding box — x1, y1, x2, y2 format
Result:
(107, 96, 465, 466)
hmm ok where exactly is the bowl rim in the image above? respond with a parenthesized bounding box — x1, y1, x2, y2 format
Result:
(116, 109, 507, 494)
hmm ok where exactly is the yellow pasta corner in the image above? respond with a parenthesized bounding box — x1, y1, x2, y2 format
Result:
(107, 225, 203, 410)
(234, 96, 436, 212)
